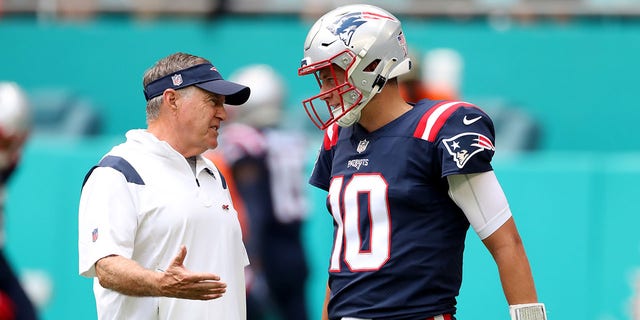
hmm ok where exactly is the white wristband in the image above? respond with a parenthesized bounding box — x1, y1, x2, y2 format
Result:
(509, 303, 547, 320)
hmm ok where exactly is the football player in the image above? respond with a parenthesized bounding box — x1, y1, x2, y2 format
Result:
(298, 4, 547, 320)
(0, 82, 38, 320)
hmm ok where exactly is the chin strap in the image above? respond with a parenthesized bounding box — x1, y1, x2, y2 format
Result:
(509, 303, 547, 320)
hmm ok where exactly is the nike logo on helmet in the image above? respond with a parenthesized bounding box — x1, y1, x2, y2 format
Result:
(463, 115, 482, 125)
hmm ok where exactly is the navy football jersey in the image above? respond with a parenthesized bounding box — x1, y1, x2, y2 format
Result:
(309, 100, 496, 320)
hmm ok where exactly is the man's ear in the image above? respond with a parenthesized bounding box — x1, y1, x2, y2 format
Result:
(162, 89, 178, 109)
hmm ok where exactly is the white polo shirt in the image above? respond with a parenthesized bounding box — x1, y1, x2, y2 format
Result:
(78, 129, 249, 320)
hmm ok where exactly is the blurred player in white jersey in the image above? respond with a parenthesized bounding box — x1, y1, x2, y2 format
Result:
(0, 82, 38, 320)
(220, 64, 310, 320)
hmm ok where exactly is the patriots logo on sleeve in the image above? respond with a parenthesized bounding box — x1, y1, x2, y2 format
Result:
(443, 132, 495, 168)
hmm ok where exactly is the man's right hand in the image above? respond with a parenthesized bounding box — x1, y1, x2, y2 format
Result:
(159, 245, 227, 300)
(95, 246, 227, 300)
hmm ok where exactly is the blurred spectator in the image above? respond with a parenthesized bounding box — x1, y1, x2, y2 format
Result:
(421, 48, 464, 100)
(57, 0, 98, 20)
(131, 0, 219, 19)
(0, 82, 39, 320)
(219, 64, 310, 320)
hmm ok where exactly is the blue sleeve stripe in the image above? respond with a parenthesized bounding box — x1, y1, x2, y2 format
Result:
(81, 155, 145, 189)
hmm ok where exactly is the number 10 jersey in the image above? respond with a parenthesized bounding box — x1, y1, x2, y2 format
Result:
(309, 99, 497, 320)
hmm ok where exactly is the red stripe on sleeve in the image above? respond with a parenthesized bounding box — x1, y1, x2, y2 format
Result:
(413, 101, 450, 139)
(323, 123, 340, 150)
(426, 104, 466, 142)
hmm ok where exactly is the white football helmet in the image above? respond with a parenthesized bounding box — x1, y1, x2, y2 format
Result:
(298, 4, 411, 130)
(0, 82, 31, 170)
(228, 64, 285, 129)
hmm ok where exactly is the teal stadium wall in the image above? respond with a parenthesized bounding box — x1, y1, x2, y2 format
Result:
(2, 15, 640, 320)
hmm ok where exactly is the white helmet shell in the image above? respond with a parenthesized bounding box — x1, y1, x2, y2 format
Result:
(228, 64, 284, 128)
(298, 4, 411, 129)
(0, 82, 31, 137)
(0, 82, 31, 170)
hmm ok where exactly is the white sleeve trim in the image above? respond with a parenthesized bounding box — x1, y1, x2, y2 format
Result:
(447, 171, 512, 240)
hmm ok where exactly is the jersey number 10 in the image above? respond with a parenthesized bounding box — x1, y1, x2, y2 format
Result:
(328, 174, 391, 272)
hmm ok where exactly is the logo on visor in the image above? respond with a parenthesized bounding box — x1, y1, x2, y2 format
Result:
(171, 74, 183, 86)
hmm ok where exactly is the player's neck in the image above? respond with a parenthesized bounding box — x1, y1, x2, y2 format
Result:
(358, 89, 412, 132)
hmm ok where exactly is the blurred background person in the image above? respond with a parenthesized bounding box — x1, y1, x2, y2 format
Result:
(218, 64, 310, 320)
(0, 82, 39, 320)
(398, 47, 463, 103)
(420, 48, 464, 101)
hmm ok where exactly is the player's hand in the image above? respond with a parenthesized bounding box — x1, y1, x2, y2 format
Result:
(159, 245, 227, 300)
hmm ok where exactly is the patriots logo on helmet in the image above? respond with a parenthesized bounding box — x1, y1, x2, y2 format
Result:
(329, 12, 367, 46)
(443, 132, 495, 169)
(329, 11, 394, 47)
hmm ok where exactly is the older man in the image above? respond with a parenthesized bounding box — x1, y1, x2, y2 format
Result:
(79, 52, 251, 320)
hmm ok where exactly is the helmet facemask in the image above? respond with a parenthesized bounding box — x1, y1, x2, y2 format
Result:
(299, 50, 364, 130)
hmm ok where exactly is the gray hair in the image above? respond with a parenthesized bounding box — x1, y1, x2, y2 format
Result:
(143, 52, 210, 122)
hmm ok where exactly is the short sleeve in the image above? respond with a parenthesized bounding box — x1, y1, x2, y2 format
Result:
(308, 143, 333, 191)
(78, 167, 138, 277)
(436, 106, 496, 177)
